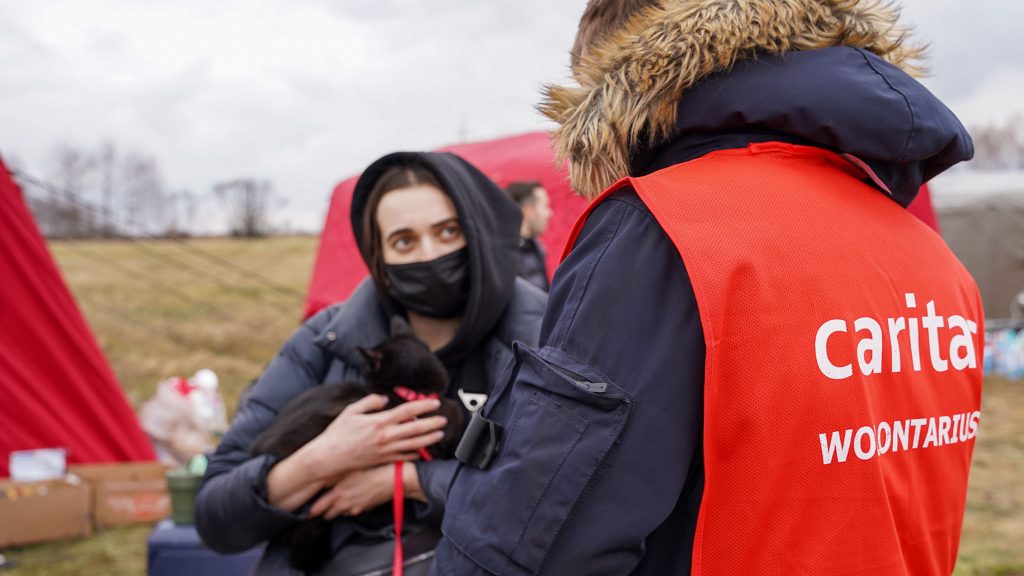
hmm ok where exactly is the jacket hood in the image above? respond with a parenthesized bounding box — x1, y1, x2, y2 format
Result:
(637, 46, 974, 206)
(541, 0, 939, 198)
(351, 151, 522, 366)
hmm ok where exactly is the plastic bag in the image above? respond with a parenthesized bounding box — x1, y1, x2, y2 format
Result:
(138, 376, 215, 467)
(187, 369, 229, 437)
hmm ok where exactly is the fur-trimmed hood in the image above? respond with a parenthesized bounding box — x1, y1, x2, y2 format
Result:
(541, 0, 937, 198)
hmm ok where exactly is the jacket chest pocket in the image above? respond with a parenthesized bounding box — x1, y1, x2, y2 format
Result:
(443, 343, 632, 575)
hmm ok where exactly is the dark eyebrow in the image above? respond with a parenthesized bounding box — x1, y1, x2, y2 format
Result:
(431, 218, 460, 230)
(385, 218, 459, 243)
(385, 227, 413, 243)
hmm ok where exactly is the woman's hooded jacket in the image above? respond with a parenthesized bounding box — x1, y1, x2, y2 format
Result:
(194, 152, 546, 573)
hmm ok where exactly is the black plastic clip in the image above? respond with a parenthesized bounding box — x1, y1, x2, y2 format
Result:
(455, 410, 502, 470)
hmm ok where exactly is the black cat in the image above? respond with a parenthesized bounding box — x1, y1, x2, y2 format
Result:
(250, 316, 464, 573)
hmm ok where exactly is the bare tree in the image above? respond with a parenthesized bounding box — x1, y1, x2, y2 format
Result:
(163, 189, 197, 237)
(121, 153, 165, 236)
(46, 144, 96, 237)
(214, 178, 276, 237)
(20, 139, 203, 237)
(96, 141, 119, 237)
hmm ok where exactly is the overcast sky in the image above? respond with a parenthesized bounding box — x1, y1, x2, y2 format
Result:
(1, 0, 1021, 232)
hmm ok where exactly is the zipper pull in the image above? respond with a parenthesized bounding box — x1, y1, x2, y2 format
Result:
(574, 381, 608, 394)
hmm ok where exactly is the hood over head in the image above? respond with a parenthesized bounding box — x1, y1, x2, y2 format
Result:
(540, 0, 972, 200)
(351, 151, 522, 366)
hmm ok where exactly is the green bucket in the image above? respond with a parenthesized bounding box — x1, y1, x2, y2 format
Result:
(165, 470, 202, 525)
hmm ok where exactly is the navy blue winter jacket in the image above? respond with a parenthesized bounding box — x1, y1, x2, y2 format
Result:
(432, 46, 973, 575)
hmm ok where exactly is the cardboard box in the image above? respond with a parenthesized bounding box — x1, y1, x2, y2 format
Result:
(0, 477, 92, 547)
(69, 462, 172, 529)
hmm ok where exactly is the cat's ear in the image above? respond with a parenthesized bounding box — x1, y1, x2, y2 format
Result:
(359, 347, 383, 371)
(390, 315, 413, 337)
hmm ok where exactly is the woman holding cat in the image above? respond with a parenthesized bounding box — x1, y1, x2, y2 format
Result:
(195, 151, 546, 574)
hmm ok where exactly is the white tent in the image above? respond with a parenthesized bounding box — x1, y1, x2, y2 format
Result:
(931, 169, 1024, 320)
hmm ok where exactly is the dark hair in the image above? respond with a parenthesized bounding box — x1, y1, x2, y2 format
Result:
(360, 163, 445, 286)
(505, 181, 542, 207)
(571, 0, 655, 69)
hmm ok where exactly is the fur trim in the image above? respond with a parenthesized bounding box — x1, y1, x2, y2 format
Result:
(540, 0, 925, 198)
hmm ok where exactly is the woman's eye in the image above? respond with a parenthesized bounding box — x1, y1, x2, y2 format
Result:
(440, 225, 462, 240)
(393, 237, 413, 250)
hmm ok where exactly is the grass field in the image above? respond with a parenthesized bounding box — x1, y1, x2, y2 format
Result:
(2, 236, 1022, 575)
(47, 235, 319, 415)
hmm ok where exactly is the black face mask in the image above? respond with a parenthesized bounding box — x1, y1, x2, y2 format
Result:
(384, 248, 470, 318)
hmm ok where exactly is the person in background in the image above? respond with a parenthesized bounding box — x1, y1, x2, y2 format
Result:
(432, 1, 981, 575)
(505, 181, 553, 291)
(195, 151, 545, 574)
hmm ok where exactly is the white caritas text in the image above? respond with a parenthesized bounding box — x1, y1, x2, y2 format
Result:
(815, 293, 979, 380)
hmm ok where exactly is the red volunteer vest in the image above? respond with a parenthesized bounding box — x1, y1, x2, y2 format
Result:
(564, 143, 984, 575)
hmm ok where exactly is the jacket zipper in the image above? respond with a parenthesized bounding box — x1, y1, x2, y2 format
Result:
(540, 357, 609, 393)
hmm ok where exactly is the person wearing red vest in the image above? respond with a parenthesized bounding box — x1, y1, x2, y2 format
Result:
(432, 1, 981, 575)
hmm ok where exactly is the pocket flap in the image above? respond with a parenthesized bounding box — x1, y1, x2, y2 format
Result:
(442, 344, 632, 575)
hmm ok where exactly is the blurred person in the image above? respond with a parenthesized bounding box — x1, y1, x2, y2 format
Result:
(505, 181, 553, 291)
(433, 1, 982, 575)
(195, 151, 545, 574)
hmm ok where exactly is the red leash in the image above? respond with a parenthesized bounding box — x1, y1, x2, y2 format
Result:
(392, 387, 438, 575)
(393, 461, 405, 576)
(392, 387, 439, 462)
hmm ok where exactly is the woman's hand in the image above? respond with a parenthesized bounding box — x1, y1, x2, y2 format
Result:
(309, 460, 428, 520)
(266, 394, 444, 511)
(298, 394, 447, 482)
(308, 463, 394, 519)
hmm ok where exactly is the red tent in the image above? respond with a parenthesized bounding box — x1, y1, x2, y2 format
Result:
(305, 132, 942, 317)
(0, 154, 155, 477)
(305, 131, 588, 317)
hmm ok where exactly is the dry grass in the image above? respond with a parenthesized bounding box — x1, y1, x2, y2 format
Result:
(1, 236, 1021, 575)
(954, 375, 1024, 576)
(1, 525, 150, 575)
(47, 235, 318, 414)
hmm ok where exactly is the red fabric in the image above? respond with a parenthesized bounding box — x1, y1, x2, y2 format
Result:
(171, 376, 194, 397)
(0, 155, 156, 477)
(391, 388, 437, 462)
(564, 143, 983, 575)
(393, 461, 405, 576)
(909, 183, 940, 233)
(392, 387, 438, 404)
(304, 132, 588, 318)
